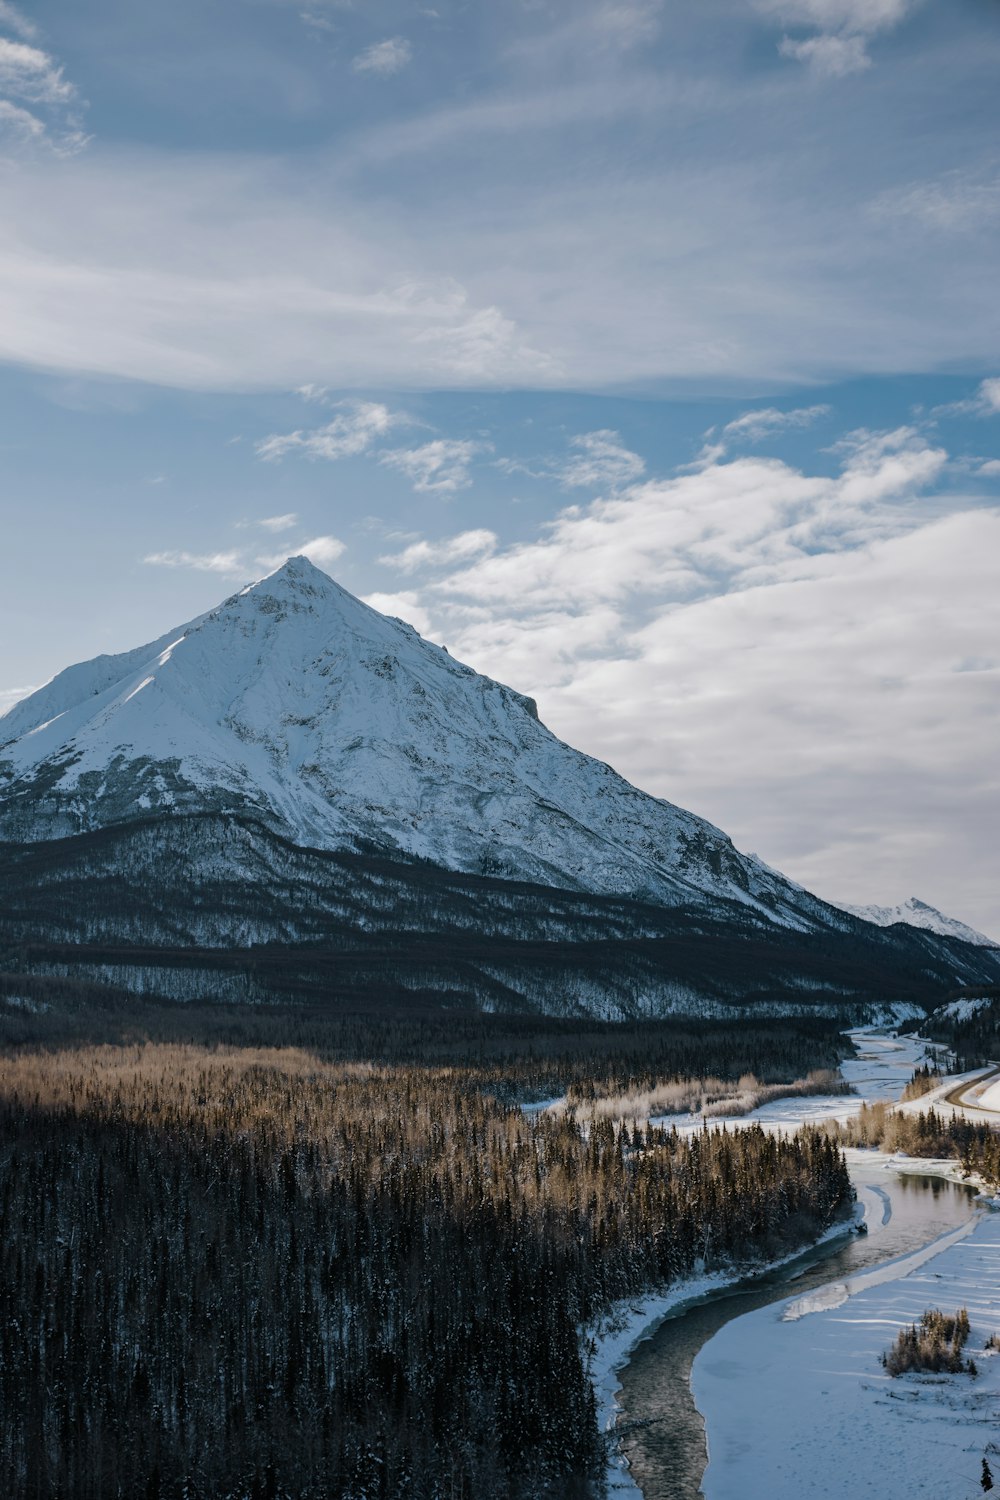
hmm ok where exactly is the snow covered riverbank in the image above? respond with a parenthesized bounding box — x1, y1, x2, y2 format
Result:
(589, 1213, 863, 1498)
(694, 1207, 1000, 1499)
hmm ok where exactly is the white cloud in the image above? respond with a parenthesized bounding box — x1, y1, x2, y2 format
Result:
(428, 428, 945, 612)
(413, 301, 554, 380)
(559, 430, 645, 490)
(872, 171, 1000, 233)
(379, 438, 488, 494)
(718, 403, 830, 445)
(778, 33, 870, 76)
(762, 0, 917, 75)
(0, 38, 73, 104)
(257, 536, 346, 569)
(299, 12, 337, 35)
(365, 440, 996, 931)
(592, 1, 663, 49)
(932, 377, 1000, 420)
(977, 459, 1000, 477)
(144, 533, 346, 579)
(352, 38, 412, 76)
(361, 590, 432, 635)
(380, 528, 498, 573)
(0, 97, 43, 139)
(0, 28, 87, 154)
(143, 549, 246, 575)
(550, 510, 1000, 931)
(977, 378, 1000, 415)
(0, 2, 36, 40)
(237, 513, 299, 532)
(0, 17, 997, 393)
(256, 401, 405, 462)
(296, 534, 346, 567)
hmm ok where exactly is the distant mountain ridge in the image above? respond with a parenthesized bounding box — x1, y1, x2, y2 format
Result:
(2, 558, 998, 1017)
(837, 896, 997, 949)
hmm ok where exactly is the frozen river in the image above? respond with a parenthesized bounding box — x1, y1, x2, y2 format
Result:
(613, 1029, 992, 1498)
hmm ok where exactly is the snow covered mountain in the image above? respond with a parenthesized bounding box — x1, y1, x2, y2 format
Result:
(839, 897, 997, 948)
(0, 556, 837, 931)
(3, 557, 999, 1017)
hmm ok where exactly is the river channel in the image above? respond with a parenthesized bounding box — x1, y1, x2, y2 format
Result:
(612, 1031, 980, 1499)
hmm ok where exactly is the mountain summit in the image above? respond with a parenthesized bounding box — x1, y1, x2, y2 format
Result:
(1, 556, 829, 926)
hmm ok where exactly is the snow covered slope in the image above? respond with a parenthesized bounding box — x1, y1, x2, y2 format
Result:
(0, 557, 841, 929)
(839, 896, 997, 948)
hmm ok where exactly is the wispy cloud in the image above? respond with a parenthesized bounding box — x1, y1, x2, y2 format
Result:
(0, 26, 88, 151)
(427, 427, 946, 613)
(255, 395, 491, 496)
(143, 549, 246, 576)
(379, 438, 488, 494)
(872, 170, 1000, 233)
(974, 379, 1000, 415)
(352, 37, 412, 76)
(237, 513, 299, 533)
(256, 534, 345, 569)
(0, 97, 43, 139)
(379, 528, 498, 573)
(722, 404, 830, 442)
(143, 532, 346, 579)
(778, 33, 870, 76)
(697, 404, 830, 465)
(932, 377, 1000, 420)
(591, 1, 663, 50)
(559, 430, 645, 490)
(0, 38, 73, 103)
(0, 2, 34, 40)
(760, 0, 917, 75)
(256, 401, 406, 462)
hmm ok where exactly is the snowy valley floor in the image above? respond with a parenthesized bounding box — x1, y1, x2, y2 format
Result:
(693, 1205, 1000, 1499)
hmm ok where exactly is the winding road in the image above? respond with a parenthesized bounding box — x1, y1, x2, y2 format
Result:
(894, 1059, 1000, 1121)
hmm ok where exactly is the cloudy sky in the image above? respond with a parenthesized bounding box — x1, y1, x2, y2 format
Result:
(1, 0, 998, 932)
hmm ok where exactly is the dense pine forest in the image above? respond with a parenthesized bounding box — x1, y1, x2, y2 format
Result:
(0, 1000, 853, 1499)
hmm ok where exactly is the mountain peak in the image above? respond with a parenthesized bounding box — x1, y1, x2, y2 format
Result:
(270, 553, 333, 583)
(246, 554, 341, 601)
(0, 565, 890, 931)
(838, 895, 997, 948)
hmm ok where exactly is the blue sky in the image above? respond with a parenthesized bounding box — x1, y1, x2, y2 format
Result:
(1, 0, 999, 930)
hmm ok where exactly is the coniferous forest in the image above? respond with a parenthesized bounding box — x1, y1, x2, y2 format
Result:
(0, 1001, 853, 1499)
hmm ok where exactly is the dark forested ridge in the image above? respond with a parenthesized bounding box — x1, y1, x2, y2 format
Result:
(0, 1007, 853, 1499)
(3, 813, 998, 1018)
(919, 992, 1000, 1068)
